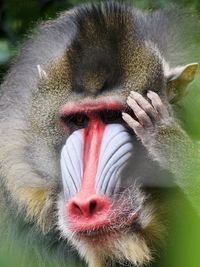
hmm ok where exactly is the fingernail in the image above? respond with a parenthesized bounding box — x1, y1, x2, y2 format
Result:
(130, 91, 138, 96)
(147, 91, 152, 97)
(122, 112, 127, 117)
(148, 90, 156, 94)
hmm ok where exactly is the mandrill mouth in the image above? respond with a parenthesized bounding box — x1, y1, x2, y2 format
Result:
(67, 186, 146, 242)
(76, 211, 139, 240)
(58, 186, 164, 267)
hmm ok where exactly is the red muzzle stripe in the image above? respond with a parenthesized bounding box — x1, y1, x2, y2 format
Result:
(78, 116, 106, 198)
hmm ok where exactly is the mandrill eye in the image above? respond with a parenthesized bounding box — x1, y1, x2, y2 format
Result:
(100, 110, 122, 124)
(61, 113, 89, 128)
(72, 113, 88, 126)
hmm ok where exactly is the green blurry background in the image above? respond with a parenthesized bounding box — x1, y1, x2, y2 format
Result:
(0, 0, 200, 267)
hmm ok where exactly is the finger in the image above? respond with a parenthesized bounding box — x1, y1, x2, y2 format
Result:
(130, 91, 158, 120)
(122, 112, 145, 136)
(147, 91, 169, 119)
(127, 96, 153, 127)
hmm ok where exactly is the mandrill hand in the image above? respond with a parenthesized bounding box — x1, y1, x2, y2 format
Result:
(122, 91, 172, 147)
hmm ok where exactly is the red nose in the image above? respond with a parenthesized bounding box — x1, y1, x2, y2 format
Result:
(68, 194, 111, 218)
(67, 195, 111, 231)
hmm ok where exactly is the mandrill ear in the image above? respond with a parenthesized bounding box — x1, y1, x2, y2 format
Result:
(166, 63, 198, 104)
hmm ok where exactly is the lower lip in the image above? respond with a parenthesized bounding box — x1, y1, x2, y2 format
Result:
(77, 217, 138, 240)
(77, 229, 119, 245)
(71, 213, 139, 241)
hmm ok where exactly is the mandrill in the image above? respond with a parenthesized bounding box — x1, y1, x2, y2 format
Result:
(0, 1, 199, 267)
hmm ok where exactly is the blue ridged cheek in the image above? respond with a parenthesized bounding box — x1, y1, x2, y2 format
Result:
(95, 124, 134, 195)
(60, 130, 83, 200)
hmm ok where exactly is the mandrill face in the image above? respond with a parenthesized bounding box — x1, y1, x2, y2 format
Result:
(56, 99, 163, 266)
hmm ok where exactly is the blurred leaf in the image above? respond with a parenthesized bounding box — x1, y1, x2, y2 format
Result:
(0, 39, 15, 65)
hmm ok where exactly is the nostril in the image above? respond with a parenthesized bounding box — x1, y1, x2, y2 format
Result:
(89, 200, 97, 214)
(67, 195, 111, 219)
(70, 199, 98, 217)
(72, 202, 83, 216)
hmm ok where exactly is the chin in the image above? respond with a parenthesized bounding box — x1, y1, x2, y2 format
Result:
(57, 187, 164, 267)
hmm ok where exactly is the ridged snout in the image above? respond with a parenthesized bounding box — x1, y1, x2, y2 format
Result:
(61, 123, 134, 199)
(60, 123, 134, 229)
